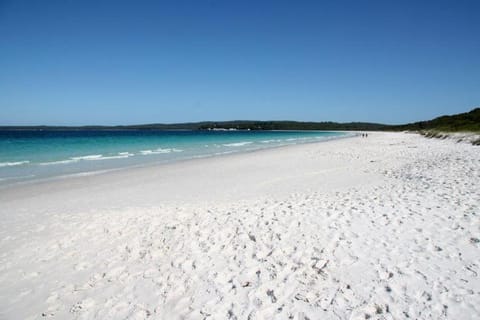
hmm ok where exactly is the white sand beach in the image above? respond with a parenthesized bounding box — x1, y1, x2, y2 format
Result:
(0, 132, 479, 320)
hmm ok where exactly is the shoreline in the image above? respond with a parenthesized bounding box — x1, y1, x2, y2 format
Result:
(0, 130, 353, 190)
(1, 132, 479, 319)
(0, 132, 357, 202)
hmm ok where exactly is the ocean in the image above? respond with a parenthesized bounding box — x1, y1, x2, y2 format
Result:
(0, 130, 349, 186)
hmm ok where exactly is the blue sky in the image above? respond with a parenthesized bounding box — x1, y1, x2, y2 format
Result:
(0, 0, 479, 125)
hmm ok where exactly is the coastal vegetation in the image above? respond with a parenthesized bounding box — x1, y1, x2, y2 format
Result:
(1, 108, 478, 133)
(393, 108, 480, 145)
(391, 108, 480, 132)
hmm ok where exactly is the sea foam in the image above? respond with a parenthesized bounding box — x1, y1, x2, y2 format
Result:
(140, 148, 183, 155)
(0, 161, 30, 167)
(39, 159, 79, 166)
(71, 155, 104, 161)
(223, 141, 253, 147)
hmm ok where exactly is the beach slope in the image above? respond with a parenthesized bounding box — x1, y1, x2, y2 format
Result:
(0, 132, 479, 319)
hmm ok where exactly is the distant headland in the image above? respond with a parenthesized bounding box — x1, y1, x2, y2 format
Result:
(1, 108, 478, 133)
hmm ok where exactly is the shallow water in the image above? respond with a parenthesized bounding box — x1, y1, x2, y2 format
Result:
(0, 130, 348, 185)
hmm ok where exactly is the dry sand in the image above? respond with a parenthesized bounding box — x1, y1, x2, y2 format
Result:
(0, 132, 479, 319)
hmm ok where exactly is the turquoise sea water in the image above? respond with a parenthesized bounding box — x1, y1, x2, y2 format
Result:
(0, 130, 349, 185)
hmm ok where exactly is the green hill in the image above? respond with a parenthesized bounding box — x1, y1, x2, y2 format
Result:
(1, 108, 478, 132)
(392, 108, 480, 132)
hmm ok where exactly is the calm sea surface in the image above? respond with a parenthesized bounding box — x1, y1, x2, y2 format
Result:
(0, 130, 349, 186)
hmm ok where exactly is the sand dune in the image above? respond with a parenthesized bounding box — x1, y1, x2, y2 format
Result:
(0, 132, 479, 319)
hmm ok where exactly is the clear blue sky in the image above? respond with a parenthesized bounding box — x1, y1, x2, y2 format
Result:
(0, 0, 479, 125)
